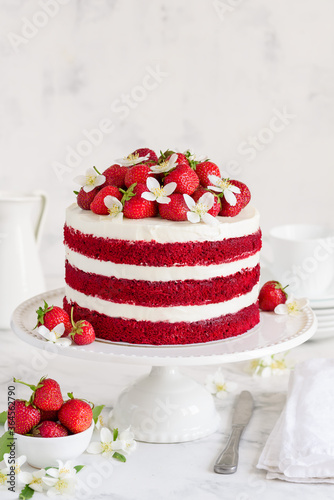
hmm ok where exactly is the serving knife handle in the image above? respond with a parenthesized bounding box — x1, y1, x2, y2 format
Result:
(214, 425, 244, 474)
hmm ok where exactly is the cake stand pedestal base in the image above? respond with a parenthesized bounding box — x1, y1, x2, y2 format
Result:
(109, 366, 220, 443)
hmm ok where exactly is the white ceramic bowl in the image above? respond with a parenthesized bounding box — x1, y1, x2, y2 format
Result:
(7, 421, 94, 468)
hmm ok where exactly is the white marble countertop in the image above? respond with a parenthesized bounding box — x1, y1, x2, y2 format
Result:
(1, 318, 334, 500)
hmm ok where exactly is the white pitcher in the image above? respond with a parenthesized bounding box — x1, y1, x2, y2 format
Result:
(0, 191, 48, 329)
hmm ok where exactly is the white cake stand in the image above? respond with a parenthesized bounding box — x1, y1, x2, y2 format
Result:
(11, 288, 317, 443)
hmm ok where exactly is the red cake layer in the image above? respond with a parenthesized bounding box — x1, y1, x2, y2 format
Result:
(63, 298, 260, 345)
(65, 262, 260, 307)
(64, 225, 262, 267)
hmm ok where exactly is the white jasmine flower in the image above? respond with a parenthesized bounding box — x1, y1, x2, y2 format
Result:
(184, 149, 208, 163)
(73, 167, 106, 193)
(184, 193, 219, 226)
(116, 153, 149, 166)
(249, 352, 293, 377)
(118, 427, 137, 454)
(43, 460, 77, 497)
(142, 177, 177, 204)
(104, 195, 123, 220)
(150, 153, 178, 174)
(205, 369, 238, 399)
(43, 476, 76, 497)
(86, 427, 124, 458)
(46, 460, 77, 480)
(36, 324, 72, 347)
(208, 175, 240, 206)
(3, 454, 27, 485)
(95, 414, 106, 430)
(274, 296, 309, 316)
(19, 469, 47, 493)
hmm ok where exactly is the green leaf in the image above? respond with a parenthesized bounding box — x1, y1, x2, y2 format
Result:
(120, 183, 137, 204)
(74, 465, 85, 474)
(92, 405, 105, 424)
(0, 411, 7, 425)
(0, 430, 14, 462)
(19, 485, 35, 500)
(113, 451, 126, 462)
(113, 428, 118, 441)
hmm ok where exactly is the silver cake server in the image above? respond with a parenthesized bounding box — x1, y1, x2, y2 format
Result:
(214, 390, 254, 474)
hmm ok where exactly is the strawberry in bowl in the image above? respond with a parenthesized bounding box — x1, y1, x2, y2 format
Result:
(6, 376, 96, 468)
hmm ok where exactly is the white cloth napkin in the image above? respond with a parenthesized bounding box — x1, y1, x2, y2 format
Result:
(257, 358, 334, 483)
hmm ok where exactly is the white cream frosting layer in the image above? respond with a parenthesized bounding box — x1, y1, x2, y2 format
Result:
(66, 204, 260, 243)
(65, 246, 260, 281)
(65, 284, 259, 323)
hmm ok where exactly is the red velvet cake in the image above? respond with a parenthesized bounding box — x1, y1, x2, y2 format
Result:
(64, 149, 262, 345)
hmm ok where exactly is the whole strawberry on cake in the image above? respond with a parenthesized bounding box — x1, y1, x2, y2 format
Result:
(64, 148, 262, 345)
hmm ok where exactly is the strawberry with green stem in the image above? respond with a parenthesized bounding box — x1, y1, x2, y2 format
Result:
(35, 300, 72, 336)
(258, 281, 289, 311)
(13, 376, 63, 411)
(58, 393, 93, 434)
(69, 308, 95, 345)
(122, 183, 158, 219)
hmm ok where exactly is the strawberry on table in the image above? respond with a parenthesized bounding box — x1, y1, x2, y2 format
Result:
(259, 281, 288, 311)
(58, 395, 93, 434)
(90, 185, 122, 215)
(164, 164, 199, 195)
(8, 400, 41, 435)
(123, 183, 158, 219)
(13, 376, 64, 411)
(159, 193, 189, 221)
(69, 308, 95, 345)
(32, 421, 69, 438)
(35, 301, 72, 336)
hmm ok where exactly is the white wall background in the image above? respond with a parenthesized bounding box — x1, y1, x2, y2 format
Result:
(1, 0, 334, 281)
